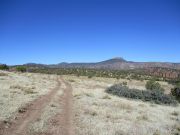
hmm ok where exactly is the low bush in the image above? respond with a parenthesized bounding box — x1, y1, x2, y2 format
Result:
(16, 66, 27, 72)
(171, 87, 180, 102)
(122, 81, 127, 86)
(0, 64, 9, 70)
(88, 74, 93, 78)
(0, 72, 8, 76)
(106, 84, 177, 105)
(145, 80, 164, 91)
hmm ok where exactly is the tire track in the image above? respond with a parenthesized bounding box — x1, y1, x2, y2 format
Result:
(45, 78, 74, 135)
(0, 77, 62, 135)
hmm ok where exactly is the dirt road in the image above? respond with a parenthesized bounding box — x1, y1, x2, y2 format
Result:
(0, 77, 74, 135)
(47, 78, 74, 135)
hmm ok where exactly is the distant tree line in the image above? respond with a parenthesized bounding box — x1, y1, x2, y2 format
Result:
(29, 67, 160, 81)
(0, 64, 9, 70)
(0, 64, 27, 72)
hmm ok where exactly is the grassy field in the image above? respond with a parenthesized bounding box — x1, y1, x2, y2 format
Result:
(0, 71, 58, 121)
(0, 71, 179, 135)
(64, 75, 180, 135)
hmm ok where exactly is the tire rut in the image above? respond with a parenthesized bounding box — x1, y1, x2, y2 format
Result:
(44, 78, 74, 135)
(0, 77, 62, 135)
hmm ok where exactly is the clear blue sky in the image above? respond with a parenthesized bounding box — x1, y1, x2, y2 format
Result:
(0, 0, 180, 65)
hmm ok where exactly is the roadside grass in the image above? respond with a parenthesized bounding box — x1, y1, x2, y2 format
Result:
(65, 75, 180, 135)
(171, 111, 179, 116)
(0, 72, 8, 76)
(10, 85, 37, 94)
(0, 71, 58, 122)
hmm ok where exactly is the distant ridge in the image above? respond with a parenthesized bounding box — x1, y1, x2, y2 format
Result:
(98, 57, 127, 64)
(22, 57, 180, 70)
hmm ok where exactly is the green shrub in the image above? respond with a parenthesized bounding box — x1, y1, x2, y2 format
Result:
(106, 84, 177, 105)
(0, 64, 9, 70)
(171, 87, 180, 102)
(88, 74, 93, 78)
(122, 81, 127, 86)
(145, 80, 164, 91)
(16, 66, 27, 72)
(116, 76, 120, 80)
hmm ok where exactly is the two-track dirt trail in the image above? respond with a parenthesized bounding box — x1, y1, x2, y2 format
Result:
(47, 78, 74, 135)
(0, 77, 74, 135)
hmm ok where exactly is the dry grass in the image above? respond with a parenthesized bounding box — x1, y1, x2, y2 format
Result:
(64, 75, 180, 135)
(171, 111, 179, 116)
(1, 72, 178, 135)
(28, 81, 64, 134)
(10, 85, 37, 94)
(0, 71, 58, 121)
(102, 94, 111, 99)
(28, 99, 62, 134)
(0, 72, 8, 76)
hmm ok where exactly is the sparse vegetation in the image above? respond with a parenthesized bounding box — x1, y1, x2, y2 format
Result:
(84, 109, 97, 116)
(16, 66, 27, 72)
(136, 115, 149, 121)
(106, 84, 177, 105)
(153, 130, 161, 135)
(24, 88, 37, 94)
(85, 93, 94, 97)
(122, 81, 127, 86)
(10, 84, 23, 90)
(68, 79, 75, 82)
(1, 70, 179, 135)
(102, 95, 111, 99)
(30, 68, 160, 81)
(0, 72, 8, 76)
(172, 124, 180, 135)
(145, 80, 164, 91)
(10, 85, 37, 94)
(0, 71, 57, 124)
(69, 75, 180, 135)
(88, 74, 93, 78)
(171, 87, 180, 102)
(91, 111, 97, 116)
(171, 111, 179, 116)
(0, 64, 9, 70)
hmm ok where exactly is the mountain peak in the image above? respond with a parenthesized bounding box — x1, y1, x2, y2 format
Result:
(99, 57, 127, 64)
(111, 57, 126, 61)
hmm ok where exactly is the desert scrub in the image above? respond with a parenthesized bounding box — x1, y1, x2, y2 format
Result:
(171, 111, 179, 116)
(16, 66, 27, 72)
(171, 87, 180, 102)
(10, 85, 37, 94)
(10, 85, 24, 90)
(106, 84, 177, 105)
(68, 79, 75, 82)
(136, 114, 149, 121)
(102, 94, 111, 99)
(0, 64, 9, 70)
(85, 93, 94, 97)
(146, 80, 164, 91)
(84, 109, 97, 116)
(0, 72, 8, 76)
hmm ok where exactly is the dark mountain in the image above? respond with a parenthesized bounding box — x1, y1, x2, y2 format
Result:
(23, 63, 48, 68)
(98, 57, 127, 64)
(23, 58, 180, 70)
